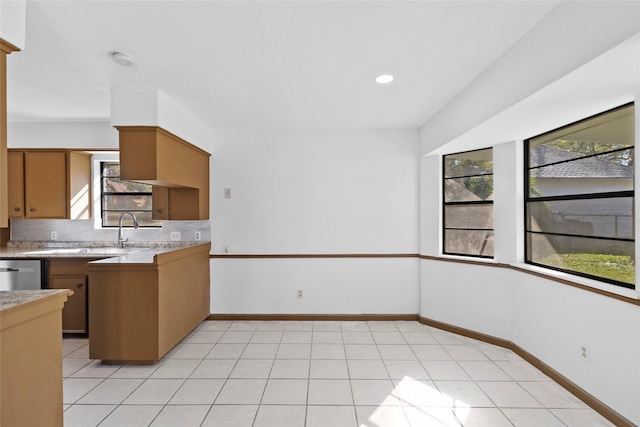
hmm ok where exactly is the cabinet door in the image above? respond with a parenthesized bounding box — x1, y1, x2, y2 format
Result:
(152, 186, 169, 220)
(24, 151, 67, 218)
(7, 151, 24, 218)
(167, 188, 200, 220)
(69, 151, 92, 219)
(50, 275, 87, 333)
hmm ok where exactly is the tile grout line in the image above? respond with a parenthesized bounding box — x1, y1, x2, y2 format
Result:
(62, 320, 617, 427)
(197, 321, 234, 427)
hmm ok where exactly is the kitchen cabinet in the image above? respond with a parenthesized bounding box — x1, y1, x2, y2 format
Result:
(7, 150, 23, 218)
(48, 258, 96, 334)
(1, 39, 20, 231)
(152, 186, 201, 220)
(1, 289, 71, 427)
(25, 151, 67, 218)
(151, 186, 170, 220)
(118, 126, 210, 220)
(8, 150, 92, 219)
(88, 243, 210, 364)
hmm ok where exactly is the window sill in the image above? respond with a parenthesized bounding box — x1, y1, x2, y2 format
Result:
(510, 262, 639, 301)
(419, 254, 507, 268)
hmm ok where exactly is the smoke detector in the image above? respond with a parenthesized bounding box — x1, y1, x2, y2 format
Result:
(111, 52, 136, 67)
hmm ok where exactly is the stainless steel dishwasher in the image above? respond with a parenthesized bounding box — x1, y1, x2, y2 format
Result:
(0, 259, 44, 290)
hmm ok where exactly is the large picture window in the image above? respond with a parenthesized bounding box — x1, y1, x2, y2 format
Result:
(525, 104, 635, 289)
(100, 162, 160, 227)
(443, 148, 494, 258)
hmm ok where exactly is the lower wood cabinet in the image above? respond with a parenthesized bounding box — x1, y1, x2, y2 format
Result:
(48, 258, 96, 334)
(49, 275, 86, 333)
(0, 290, 71, 427)
(87, 243, 210, 364)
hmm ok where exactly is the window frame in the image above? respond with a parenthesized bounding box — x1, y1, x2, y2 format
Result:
(442, 147, 494, 259)
(524, 103, 635, 289)
(100, 161, 157, 228)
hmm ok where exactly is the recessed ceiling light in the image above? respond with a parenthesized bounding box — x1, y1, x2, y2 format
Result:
(374, 74, 394, 84)
(111, 51, 136, 67)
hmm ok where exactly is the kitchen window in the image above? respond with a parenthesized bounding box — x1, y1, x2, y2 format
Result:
(100, 162, 160, 227)
(443, 148, 494, 258)
(525, 103, 635, 289)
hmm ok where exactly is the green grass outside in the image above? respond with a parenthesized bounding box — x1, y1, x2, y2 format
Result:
(540, 253, 635, 285)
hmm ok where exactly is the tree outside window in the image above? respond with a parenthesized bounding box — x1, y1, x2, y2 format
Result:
(101, 162, 160, 227)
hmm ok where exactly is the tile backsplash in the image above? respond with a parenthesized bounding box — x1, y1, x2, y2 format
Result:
(10, 219, 211, 243)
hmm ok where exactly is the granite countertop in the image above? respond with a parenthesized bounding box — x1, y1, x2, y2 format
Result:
(0, 289, 73, 312)
(0, 241, 201, 262)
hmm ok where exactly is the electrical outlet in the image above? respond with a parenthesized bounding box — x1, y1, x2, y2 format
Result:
(50, 231, 57, 240)
(297, 289, 303, 299)
(170, 231, 181, 241)
(580, 346, 589, 360)
(194, 231, 201, 241)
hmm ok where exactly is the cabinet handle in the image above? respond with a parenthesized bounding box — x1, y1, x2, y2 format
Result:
(76, 283, 83, 288)
(13, 207, 20, 212)
(30, 208, 36, 212)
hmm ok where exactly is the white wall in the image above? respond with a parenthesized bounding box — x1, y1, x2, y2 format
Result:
(0, 0, 26, 49)
(512, 272, 640, 423)
(210, 128, 420, 314)
(420, 260, 512, 339)
(419, 154, 440, 256)
(110, 89, 213, 154)
(8, 120, 117, 149)
(210, 129, 419, 254)
(212, 257, 419, 315)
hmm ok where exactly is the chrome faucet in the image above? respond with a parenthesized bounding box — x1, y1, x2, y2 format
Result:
(117, 212, 139, 248)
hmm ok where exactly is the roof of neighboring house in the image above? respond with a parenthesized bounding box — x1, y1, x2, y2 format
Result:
(530, 145, 633, 179)
(445, 179, 494, 201)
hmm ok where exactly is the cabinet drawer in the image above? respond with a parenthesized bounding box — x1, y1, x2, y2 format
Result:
(48, 258, 93, 275)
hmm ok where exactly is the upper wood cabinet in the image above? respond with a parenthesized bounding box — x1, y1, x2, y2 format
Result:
(1, 39, 20, 229)
(151, 186, 201, 220)
(8, 150, 92, 220)
(25, 151, 67, 218)
(7, 151, 24, 218)
(118, 126, 210, 220)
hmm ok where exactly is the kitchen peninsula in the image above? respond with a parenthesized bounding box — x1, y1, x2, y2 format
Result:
(0, 241, 211, 365)
(0, 289, 72, 427)
(87, 242, 210, 364)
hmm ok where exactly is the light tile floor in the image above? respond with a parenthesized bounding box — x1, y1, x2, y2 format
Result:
(63, 320, 615, 427)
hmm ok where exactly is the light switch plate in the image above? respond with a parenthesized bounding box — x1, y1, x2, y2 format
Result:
(224, 188, 232, 199)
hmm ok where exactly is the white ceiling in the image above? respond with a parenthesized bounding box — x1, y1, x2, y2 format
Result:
(6, 0, 562, 130)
